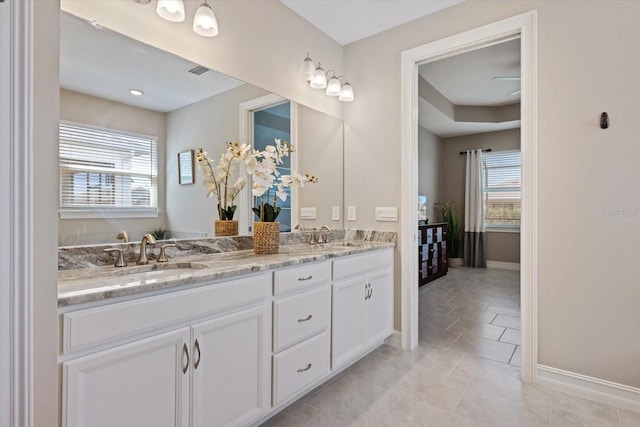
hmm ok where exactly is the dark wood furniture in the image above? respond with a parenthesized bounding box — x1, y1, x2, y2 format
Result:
(419, 222, 448, 286)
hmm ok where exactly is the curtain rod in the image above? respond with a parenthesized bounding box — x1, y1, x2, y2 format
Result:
(459, 148, 492, 155)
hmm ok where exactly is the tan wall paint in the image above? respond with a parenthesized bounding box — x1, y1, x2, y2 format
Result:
(417, 126, 441, 222)
(59, 89, 168, 245)
(34, 2, 60, 425)
(441, 129, 521, 263)
(344, 1, 640, 387)
(165, 84, 269, 236)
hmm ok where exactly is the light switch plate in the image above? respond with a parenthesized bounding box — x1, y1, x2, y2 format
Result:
(332, 206, 340, 221)
(375, 207, 398, 222)
(347, 206, 356, 221)
(300, 207, 317, 220)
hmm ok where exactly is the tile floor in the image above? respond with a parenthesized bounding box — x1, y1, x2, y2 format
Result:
(263, 267, 639, 426)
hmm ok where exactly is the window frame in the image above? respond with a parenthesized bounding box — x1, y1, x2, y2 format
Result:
(482, 149, 521, 232)
(58, 120, 160, 219)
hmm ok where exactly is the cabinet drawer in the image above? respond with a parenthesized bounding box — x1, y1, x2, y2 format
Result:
(273, 261, 330, 296)
(273, 286, 330, 352)
(332, 249, 393, 281)
(272, 331, 329, 405)
(62, 274, 269, 354)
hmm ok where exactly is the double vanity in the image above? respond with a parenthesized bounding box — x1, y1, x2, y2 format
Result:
(57, 234, 395, 427)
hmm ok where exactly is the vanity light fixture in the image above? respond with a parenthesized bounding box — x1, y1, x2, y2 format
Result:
(193, 0, 219, 37)
(129, 89, 144, 96)
(156, 0, 185, 22)
(299, 54, 354, 102)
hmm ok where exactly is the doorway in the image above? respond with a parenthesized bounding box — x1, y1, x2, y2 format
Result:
(400, 11, 538, 383)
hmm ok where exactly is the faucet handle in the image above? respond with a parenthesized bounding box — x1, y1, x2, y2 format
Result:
(157, 243, 177, 263)
(104, 248, 127, 267)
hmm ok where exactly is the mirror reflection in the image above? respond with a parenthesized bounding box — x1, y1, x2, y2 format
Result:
(59, 11, 344, 246)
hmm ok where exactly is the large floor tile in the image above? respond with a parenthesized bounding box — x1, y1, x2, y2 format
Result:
(509, 345, 521, 366)
(449, 334, 516, 364)
(449, 318, 506, 341)
(500, 327, 520, 345)
(261, 402, 320, 427)
(491, 313, 521, 329)
(446, 306, 499, 324)
(548, 407, 619, 427)
(619, 408, 640, 427)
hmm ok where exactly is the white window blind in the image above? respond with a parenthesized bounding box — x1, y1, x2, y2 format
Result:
(59, 122, 158, 214)
(482, 151, 521, 227)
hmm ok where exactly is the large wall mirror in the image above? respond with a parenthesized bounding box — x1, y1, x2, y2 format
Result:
(59, 10, 344, 246)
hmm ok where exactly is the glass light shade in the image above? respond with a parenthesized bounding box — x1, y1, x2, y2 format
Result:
(193, 2, 219, 37)
(299, 55, 316, 82)
(157, 0, 185, 22)
(339, 82, 354, 102)
(326, 76, 342, 96)
(310, 65, 327, 89)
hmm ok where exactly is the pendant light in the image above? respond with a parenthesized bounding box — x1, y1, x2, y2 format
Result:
(193, 0, 219, 37)
(156, 0, 185, 22)
(299, 54, 316, 82)
(310, 63, 327, 89)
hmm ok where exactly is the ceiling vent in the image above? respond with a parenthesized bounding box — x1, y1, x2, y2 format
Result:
(188, 65, 210, 76)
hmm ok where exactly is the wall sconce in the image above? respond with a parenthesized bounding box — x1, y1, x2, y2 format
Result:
(299, 54, 354, 102)
(135, 0, 219, 37)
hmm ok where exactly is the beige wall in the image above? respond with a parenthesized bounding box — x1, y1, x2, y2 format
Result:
(441, 128, 521, 263)
(165, 84, 269, 237)
(344, 1, 640, 387)
(417, 126, 442, 222)
(59, 89, 167, 245)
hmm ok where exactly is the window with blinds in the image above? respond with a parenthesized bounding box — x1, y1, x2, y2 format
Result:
(482, 150, 521, 227)
(59, 122, 158, 216)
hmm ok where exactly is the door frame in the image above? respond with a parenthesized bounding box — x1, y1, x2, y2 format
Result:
(399, 11, 539, 383)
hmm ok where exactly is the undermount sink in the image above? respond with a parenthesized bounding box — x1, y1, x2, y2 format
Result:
(320, 241, 365, 248)
(114, 262, 207, 277)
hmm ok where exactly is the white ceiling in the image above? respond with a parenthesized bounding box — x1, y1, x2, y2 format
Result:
(280, 0, 464, 46)
(418, 38, 521, 137)
(60, 12, 244, 113)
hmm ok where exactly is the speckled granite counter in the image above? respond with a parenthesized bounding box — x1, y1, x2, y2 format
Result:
(58, 239, 395, 308)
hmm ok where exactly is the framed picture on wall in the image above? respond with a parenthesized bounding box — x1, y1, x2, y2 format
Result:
(178, 150, 195, 185)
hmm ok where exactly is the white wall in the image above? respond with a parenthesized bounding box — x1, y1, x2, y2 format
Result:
(59, 89, 168, 245)
(165, 83, 269, 237)
(417, 126, 441, 222)
(344, 1, 640, 387)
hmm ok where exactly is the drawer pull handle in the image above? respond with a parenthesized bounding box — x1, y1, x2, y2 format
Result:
(297, 363, 312, 373)
(193, 339, 201, 370)
(297, 315, 313, 322)
(298, 275, 313, 281)
(181, 343, 189, 375)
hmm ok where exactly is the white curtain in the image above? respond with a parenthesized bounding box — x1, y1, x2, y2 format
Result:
(464, 150, 486, 267)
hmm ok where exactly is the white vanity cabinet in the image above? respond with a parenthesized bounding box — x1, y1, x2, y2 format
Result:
(331, 248, 394, 369)
(60, 273, 271, 427)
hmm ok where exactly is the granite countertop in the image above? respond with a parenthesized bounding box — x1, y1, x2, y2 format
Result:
(58, 241, 395, 308)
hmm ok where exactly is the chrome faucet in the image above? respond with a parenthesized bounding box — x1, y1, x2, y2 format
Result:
(136, 233, 157, 265)
(294, 224, 306, 232)
(319, 225, 332, 244)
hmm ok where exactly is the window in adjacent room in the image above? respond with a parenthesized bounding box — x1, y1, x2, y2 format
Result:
(482, 150, 521, 228)
(59, 122, 158, 218)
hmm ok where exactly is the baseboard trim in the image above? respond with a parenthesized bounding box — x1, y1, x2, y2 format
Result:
(384, 330, 402, 348)
(486, 261, 520, 271)
(538, 365, 640, 413)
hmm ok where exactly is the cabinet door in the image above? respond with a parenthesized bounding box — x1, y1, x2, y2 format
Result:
(62, 328, 190, 427)
(191, 305, 270, 427)
(365, 269, 394, 347)
(331, 278, 366, 369)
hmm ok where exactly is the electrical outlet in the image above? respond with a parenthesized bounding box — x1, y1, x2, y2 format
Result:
(347, 206, 356, 221)
(332, 206, 340, 221)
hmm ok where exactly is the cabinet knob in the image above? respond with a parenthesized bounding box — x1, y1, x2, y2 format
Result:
(297, 363, 312, 373)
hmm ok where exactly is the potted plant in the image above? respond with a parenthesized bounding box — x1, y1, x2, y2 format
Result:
(196, 142, 248, 237)
(245, 139, 317, 254)
(437, 202, 463, 267)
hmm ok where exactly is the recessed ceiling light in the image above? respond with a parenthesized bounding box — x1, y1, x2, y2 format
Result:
(129, 89, 144, 96)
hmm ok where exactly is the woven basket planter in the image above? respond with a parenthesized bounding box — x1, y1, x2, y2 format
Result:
(253, 221, 280, 254)
(215, 220, 238, 237)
